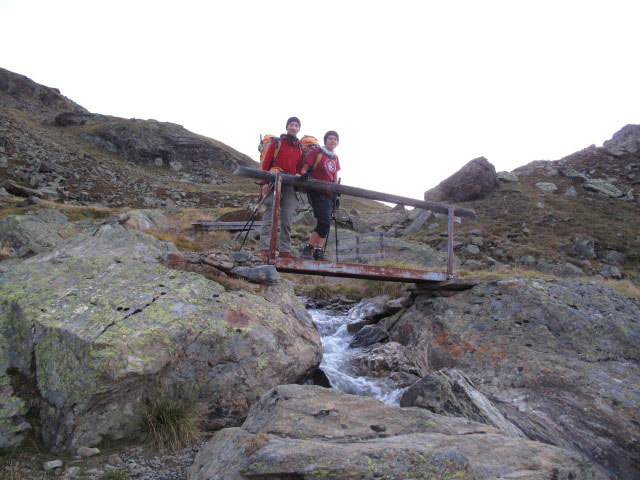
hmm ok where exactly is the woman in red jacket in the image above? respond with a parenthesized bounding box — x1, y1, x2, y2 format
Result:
(299, 130, 341, 260)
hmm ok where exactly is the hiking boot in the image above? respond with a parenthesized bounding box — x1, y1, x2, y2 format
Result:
(299, 244, 314, 259)
(278, 252, 293, 258)
(313, 247, 326, 261)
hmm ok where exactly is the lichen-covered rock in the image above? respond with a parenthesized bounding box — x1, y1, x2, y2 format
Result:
(583, 179, 624, 197)
(388, 278, 640, 480)
(188, 385, 605, 480)
(0, 224, 321, 451)
(0, 209, 76, 258)
(117, 209, 169, 231)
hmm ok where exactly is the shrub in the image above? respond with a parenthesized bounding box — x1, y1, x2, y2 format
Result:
(140, 396, 202, 451)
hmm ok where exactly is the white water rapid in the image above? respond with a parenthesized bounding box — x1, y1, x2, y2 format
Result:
(309, 306, 407, 405)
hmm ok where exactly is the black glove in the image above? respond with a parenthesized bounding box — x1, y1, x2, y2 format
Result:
(299, 171, 311, 181)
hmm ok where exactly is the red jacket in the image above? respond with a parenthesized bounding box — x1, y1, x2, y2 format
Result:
(303, 148, 340, 183)
(260, 134, 302, 174)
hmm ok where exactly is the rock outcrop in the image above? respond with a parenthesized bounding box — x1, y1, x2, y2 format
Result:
(0, 220, 322, 451)
(0, 67, 88, 120)
(188, 384, 605, 480)
(424, 156, 498, 202)
(386, 279, 640, 480)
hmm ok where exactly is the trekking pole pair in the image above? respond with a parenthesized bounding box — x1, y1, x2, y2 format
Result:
(238, 182, 273, 252)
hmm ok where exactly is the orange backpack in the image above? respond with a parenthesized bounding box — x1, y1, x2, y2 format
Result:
(299, 135, 323, 173)
(259, 134, 281, 170)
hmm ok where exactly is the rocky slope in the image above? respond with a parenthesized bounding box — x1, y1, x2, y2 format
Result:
(1, 67, 256, 210)
(340, 279, 640, 479)
(1, 67, 640, 479)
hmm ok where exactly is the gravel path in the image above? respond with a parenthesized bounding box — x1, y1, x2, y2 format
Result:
(1, 440, 207, 479)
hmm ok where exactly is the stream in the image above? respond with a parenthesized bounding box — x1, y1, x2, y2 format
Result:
(308, 305, 407, 405)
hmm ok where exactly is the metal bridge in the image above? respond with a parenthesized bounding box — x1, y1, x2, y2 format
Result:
(234, 166, 477, 287)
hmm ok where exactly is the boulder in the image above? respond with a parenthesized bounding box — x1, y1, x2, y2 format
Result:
(188, 385, 605, 480)
(603, 124, 640, 157)
(583, 179, 623, 198)
(347, 341, 423, 378)
(496, 171, 518, 182)
(117, 209, 169, 231)
(388, 278, 640, 479)
(535, 182, 557, 194)
(599, 250, 626, 266)
(600, 264, 622, 279)
(424, 157, 498, 202)
(401, 209, 432, 236)
(401, 369, 525, 438)
(349, 324, 389, 348)
(230, 265, 279, 285)
(0, 224, 321, 451)
(572, 234, 597, 259)
(535, 259, 584, 277)
(0, 209, 76, 258)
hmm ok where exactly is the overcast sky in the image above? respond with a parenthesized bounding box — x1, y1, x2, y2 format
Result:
(2, 0, 639, 199)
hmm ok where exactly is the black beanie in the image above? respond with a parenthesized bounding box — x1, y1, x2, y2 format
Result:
(324, 130, 339, 144)
(286, 116, 301, 128)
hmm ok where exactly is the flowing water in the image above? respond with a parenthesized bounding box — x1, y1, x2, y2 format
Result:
(309, 306, 407, 405)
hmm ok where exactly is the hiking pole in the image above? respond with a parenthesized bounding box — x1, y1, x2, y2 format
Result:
(334, 212, 339, 262)
(238, 182, 273, 252)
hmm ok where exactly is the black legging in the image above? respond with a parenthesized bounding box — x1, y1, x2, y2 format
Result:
(309, 191, 332, 238)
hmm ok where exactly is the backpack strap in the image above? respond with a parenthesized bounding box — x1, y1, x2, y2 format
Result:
(268, 138, 281, 171)
(312, 150, 323, 170)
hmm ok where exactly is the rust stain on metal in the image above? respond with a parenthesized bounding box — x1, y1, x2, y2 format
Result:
(274, 258, 450, 282)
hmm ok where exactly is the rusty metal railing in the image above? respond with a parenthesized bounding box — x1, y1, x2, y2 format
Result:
(234, 166, 476, 281)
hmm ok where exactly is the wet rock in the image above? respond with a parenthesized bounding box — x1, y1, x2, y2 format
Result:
(188, 384, 605, 480)
(349, 325, 389, 348)
(424, 157, 497, 202)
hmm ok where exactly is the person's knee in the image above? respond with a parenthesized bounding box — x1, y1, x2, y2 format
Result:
(315, 215, 331, 238)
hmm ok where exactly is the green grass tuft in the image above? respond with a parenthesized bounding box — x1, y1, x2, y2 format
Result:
(140, 396, 202, 451)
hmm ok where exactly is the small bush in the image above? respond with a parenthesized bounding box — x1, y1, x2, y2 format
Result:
(140, 396, 202, 451)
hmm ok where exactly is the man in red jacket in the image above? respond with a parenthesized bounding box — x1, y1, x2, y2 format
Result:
(258, 116, 302, 260)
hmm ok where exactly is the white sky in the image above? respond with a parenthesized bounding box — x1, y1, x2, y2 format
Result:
(2, 0, 639, 199)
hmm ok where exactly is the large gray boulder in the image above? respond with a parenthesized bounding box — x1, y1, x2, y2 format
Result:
(424, 157, 498, 202)
(387, 278, 640, 480)
(0, 209, 76, 258)
(188, 385, 605, 480)
(0, 223, 322, 451)
(603, 124, 640, 157)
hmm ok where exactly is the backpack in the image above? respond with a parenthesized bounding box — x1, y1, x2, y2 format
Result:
(259, 134, 281, 170)
(299, 135, 323, 173)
